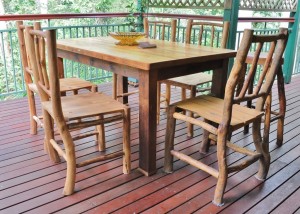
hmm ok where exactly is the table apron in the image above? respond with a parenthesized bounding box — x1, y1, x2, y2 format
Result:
(57, 49, 141, 79)
(58, 49, 228, 83)
(157, 58, 224, 81)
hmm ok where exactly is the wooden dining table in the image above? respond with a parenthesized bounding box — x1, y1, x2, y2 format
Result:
(56, 37, 236, 176)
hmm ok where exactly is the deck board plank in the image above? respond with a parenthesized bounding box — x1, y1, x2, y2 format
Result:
(1, 76, 300, 213)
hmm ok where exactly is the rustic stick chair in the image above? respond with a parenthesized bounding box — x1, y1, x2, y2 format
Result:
(16, 21, 97, 135)
(164, 28, 288, 206)
(24, 26, 131, 195)
(242, 52, 286, 146)
(112, 17, 177, 121)
(158, 19, 230, 135)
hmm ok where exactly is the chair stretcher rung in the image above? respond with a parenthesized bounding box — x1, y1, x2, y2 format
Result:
(77, 151, 124, 167)
(50, 139, 67, 160)
(270, 114, 283, 122)
(160, 97, 167, 103)
(226, 142, 260, 156)
(171, 150, 219, 178)
(33, 115, 43, 128)
(117, 90, 139, 97)
(227, 154, 262, 173)
(173, 112, 217, 135)
(196, 87, 211, 92)
(209, 134, 260, 157)
(68, 114, 123, 130)
(271, 110, 280, 116)
(72, 131, 98, 141)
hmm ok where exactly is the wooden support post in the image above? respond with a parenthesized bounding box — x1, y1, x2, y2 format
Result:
(223, 0, 240, 75)
(283, 2, 300, 83)
(137, 0, 145, 32)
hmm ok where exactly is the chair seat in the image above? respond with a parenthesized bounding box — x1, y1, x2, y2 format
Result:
(176, 95, 263, 129)
(28, 77, 95, 94)
(59, 77, 96, 92)
(164, 73, 212, 88)
(42, 93, 126, 121)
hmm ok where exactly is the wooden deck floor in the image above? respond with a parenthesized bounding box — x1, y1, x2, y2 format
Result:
(1, 75, 300, 213)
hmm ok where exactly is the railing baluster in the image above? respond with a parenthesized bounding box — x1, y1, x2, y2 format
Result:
(1, 32, 9, 96)
(9, 31, 18, 93)
(0, 14, 298, 99)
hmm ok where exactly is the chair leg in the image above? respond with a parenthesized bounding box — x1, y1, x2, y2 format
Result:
(253, 116, 270, 180)
(199, 119, 212, 154)
(123, 107, 131, 174)
(92, 85, 98, 92)
(165, 83, 171, 107)
(157, 82, 161, 124)
(181, 88, 186, 115)
(243, 64, 254, 135)
(187, 86, 196, 137)
(96, 115, 106, 151)
(63, 155, 76, 195)
(276, 67, 286, 147)
(43, 110, 60, 162)
(27, 89, 38, 135)
(213, 132, 228, 206)
(164, 105, 177, 173)
(113, 73, 118, 100)
(58, 125, 77, 195)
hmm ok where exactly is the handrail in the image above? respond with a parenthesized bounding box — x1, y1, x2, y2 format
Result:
(238, 17, 295, 23)
(0, 12, 294, 23)
(144, 13, 223, 21)
(146, 13, 294, 23)
(0, 12, 133, 21)
(0, 12, 298, 99)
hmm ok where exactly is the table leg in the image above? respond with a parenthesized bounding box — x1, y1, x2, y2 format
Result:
(57, 57, 64, 78)
(138, 71, 158, 176)
(57, 57, 66, 96)
(211, 59, 229, 98)
(117, 75, 128, 104)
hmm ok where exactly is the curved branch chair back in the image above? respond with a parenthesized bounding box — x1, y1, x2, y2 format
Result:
(242, 44, 286, 147)
(164, 28, 288, 206)
(16, 21, 97, 135)
(25, 26, 131, 195)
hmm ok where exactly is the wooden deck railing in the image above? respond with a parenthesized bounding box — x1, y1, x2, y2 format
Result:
(0, 12, 298, 100)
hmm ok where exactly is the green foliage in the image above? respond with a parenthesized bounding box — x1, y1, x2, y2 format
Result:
(252, 11, 282, 29)
(125, 0, 147, 31)
(3, 0, 39, 14)
(125, 2, 137, 31)
(96, 0, 113, 12)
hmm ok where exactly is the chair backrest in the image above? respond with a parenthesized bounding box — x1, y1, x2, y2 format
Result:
(222, 28, 288, 127)
(24, 26, 65, 121)
(185, 19, 230, 48)
(143, 17, 177, 42)
(16, 21, 42, 88)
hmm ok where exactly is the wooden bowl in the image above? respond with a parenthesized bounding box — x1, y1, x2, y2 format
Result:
(109, 32, 146, 46)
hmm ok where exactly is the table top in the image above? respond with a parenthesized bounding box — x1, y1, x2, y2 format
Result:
(57, 37, 236, 71)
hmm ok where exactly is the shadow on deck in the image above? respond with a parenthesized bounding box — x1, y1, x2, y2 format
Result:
(1, 75, 300, 213)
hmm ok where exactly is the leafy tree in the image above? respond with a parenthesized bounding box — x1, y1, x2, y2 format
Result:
(252, 11, 282, 29)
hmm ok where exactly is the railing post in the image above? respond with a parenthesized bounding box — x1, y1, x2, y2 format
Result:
(283, 2, 300, 83)
(223, 0, 240, 76)
(136, 0, 144, 32)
